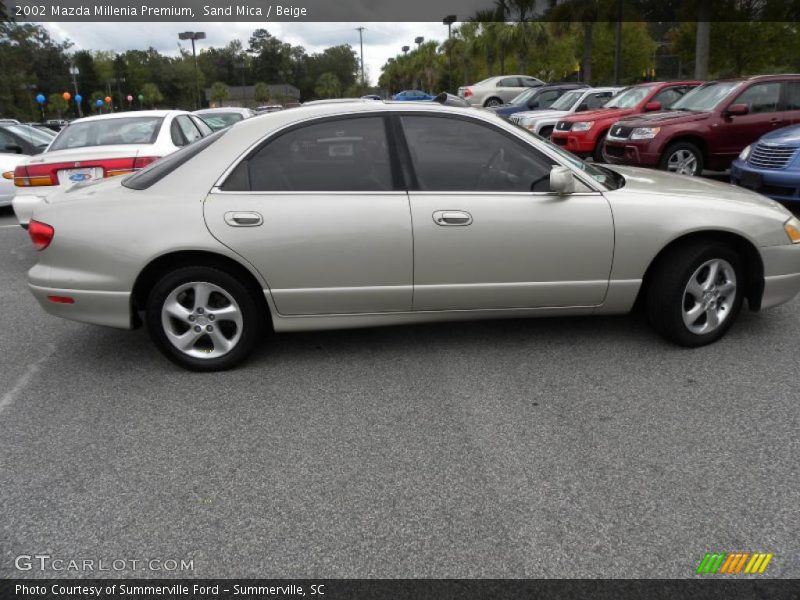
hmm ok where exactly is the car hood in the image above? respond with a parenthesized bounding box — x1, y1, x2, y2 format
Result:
(516, 109, 568, 121)
(757, 124, 800, 145)
(607, 165, 791, 216)
(22, 145, 150, 166)
(561, 107, 633, 122)
(614, 110, 712, 127)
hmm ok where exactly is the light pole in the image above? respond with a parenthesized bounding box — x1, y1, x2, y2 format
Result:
(236, 61, 246, 106)
(355, 26, 366, 90)
(443, 15, 456, 94)
(69, 65, 82, 117)
(178, 31, 206, 109)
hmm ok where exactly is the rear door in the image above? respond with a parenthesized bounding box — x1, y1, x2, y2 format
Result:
(497, 77, 526, 103)
(204, 114, 413, 315)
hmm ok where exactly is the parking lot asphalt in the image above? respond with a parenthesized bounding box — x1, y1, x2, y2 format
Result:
(0, 203, 798, 579)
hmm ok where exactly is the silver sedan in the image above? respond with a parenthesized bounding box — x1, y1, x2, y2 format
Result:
(23, 101, 800, 370)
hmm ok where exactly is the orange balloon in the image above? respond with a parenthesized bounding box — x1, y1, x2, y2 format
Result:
(104, 96, 112, 104)
(62, 91, 71, 101)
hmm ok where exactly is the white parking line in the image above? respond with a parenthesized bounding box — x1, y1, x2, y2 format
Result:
(0, 345, 55, 416)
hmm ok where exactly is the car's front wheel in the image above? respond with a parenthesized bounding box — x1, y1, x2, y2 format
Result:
(146, 266, 265, 371)
(646, 241, 744, 347)
(660, 142, 704, 176)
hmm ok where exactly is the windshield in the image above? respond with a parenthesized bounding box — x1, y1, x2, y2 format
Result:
(605, 85, 654, 108)
(510, 88, 537, 105)
(670, 81, 742, 112)
(198, 112, 245, 131)
(5, 124, 53, 147)
(549, 90, 584, 111)
(49, 116, 163, 151)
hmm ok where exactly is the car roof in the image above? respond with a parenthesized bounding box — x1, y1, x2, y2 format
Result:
(195, 107, 251, 114)
(68, 110, 188, 124)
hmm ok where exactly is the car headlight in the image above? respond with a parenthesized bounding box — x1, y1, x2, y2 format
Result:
(572, 121, 594, 132)
(630, 127, 661, 140)
(784, 217, 800, 244)
(739, 145, 752, 161)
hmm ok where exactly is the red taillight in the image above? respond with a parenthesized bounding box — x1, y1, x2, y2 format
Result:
(465, 87, 473, 98)
(47, 295, 74, 304)
(14, 164, 56, 187)
(133, 156, 160, 169)
(28, 219, 54, 251)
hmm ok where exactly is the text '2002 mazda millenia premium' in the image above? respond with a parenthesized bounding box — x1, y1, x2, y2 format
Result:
(23, 101, 800, 370)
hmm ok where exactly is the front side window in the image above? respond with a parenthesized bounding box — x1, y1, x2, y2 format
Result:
(550, 90, 584, 111)
(222, 116, 394, 192)
(605, 85, 655, 108)
(732, 82, 781, 113)
(536, 90, 562, 108)
(498, 78, 520, 88)
(651, 87, 685, 108)
(670, 81, 742, 112)
(401, 115, 554, 192)
(585, 92, 614, 109)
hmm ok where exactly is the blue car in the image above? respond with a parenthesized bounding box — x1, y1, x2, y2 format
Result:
(392, 90, 435, 101)
(731, 125, 800, 202)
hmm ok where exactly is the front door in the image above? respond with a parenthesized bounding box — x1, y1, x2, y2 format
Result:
(204, 115, 413, 315)
(398, 114, 615, 311)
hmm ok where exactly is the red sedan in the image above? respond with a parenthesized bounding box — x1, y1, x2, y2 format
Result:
(549, 80, 702, 161)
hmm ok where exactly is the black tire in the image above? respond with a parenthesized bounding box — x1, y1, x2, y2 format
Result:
(659, 141, 704, 176)
(146, 266, 266, 371)
(539, 125, 554, 139)
(484, 97, 503, 107)
(592, 131, 608, 162)
(645, 241, 744, 347)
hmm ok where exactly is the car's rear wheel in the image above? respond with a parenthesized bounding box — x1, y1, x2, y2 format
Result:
(660, 142, 704, 176)
(646, 241, 744, 347)
(484, 97, 502, 107)
(592, 131, 608, 162)
(146, 266, 265, 371)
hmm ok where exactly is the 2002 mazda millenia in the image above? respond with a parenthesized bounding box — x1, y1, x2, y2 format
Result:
(22, 101, 800, 370)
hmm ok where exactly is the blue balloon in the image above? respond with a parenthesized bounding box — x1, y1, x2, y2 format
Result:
(35, 94, 45, 104)
(95, 99, 104, 107)
(74, 94, 82, 103)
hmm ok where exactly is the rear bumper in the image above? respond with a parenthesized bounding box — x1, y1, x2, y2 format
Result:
(29, 283, 133, 329)
(12, 193, 48, 227)
(730, 160, 800, 202)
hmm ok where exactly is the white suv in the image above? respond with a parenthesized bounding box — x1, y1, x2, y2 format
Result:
(510, 87, 623, 137)
(458, 75, 544, 107)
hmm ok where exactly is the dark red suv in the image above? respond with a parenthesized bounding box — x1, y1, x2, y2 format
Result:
(603, 74, 800, 175)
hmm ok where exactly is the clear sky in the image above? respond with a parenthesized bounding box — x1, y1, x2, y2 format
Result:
(42, 21, 456, 86)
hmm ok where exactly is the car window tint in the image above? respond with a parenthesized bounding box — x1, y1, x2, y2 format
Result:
(176, 115, 203, 145)
(0, 128, 16, 151)
(170, 119, 185, 146)
(191, 115, 213, 136)
(734, 82, 781, 113)
(586, 92, 613, 109)
(123, 129, 228, 190)
(521, 77, 540, 87)
(537, 90, 562, 108)
(401, 115, 554, 192)
(49, 117, 163, 151)
(652, 87, 684, 107)
(224, 116, 394, 192)
(498, 78, 519, 87)
(785, 82, 800, 110)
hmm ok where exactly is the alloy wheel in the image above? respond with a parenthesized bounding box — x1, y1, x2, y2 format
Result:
(161, 281, 243, 359)
(667, 149, 699, 176)
(681, 259, 737, 335)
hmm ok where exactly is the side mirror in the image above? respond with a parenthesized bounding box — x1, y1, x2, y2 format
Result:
(644, 101, 662, 112)
(4, 144, 23, 154)
(549, 165, 575, 195)
(528, 100, 539, 109)
(726, 103, 749, 116)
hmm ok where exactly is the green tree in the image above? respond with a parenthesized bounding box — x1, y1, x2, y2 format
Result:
(210, 81, 230, 106)
(47, 92, 68, 118)
(140, 82, 163, 108)
(314, 72, 341, 98)
(253, 81, 270, 104)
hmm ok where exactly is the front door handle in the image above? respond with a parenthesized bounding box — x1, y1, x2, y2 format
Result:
(433, 210, 473, 226)
(224, 211, 263, 227)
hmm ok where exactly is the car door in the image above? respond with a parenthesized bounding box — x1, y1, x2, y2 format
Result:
(399, 113, 614, 311)
(204, 114, 413, 315)
(497, 77, 525, 103)
(715, 81, 785, 161)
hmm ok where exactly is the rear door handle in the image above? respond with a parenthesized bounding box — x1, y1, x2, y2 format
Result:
(224, 211, 263, 227)
(433, 210, 473, 226)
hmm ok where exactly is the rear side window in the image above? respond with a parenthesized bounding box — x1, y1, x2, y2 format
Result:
(221, 116, 394, 192)
(498, 78, 520, 87)
(122, 129, 227, 190)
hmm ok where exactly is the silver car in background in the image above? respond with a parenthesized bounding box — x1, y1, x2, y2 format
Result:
(510, 87, 623, 137)
(458, 75, 545, 107)
(23, 102, 800, 370)
(194, 107, 256, 131)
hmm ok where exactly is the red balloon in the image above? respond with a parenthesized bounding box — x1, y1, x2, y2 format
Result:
(62, 91, 71, 101)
